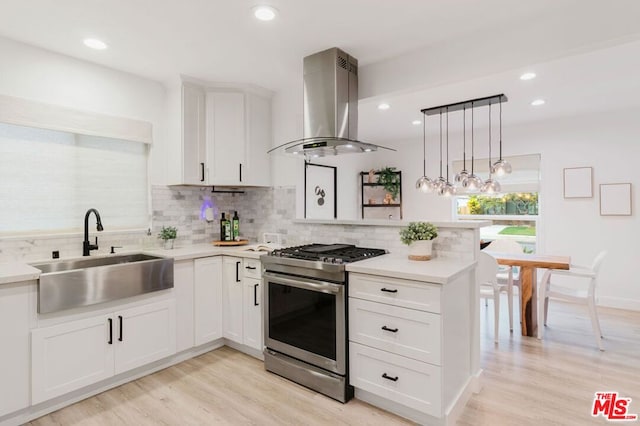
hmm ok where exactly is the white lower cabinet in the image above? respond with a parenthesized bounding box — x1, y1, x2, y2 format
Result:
(222, 257, 244, 344)
(348, 271, 472, 424)
(0, 282, 35, 417)
(174, 259, 195, 352)
(194, 257, 223, 345)
(243, 277, 262, 351)
(349, 342, 442, 417)
(32, 299, 176, 404)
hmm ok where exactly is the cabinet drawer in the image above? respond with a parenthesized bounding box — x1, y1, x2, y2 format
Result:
(349, 298, 441, 365)
(349, 342, 442, 417)
(349, 273, 441, 313)
(243, 258, 261, 279)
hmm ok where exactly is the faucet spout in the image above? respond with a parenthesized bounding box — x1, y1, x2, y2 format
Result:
(83, 208, 104, 256)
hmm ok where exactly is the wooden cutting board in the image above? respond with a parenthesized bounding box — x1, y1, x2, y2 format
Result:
(212, 239, 249, 246)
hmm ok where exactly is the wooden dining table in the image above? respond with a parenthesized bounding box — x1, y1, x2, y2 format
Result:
(485, 251, 571, 337)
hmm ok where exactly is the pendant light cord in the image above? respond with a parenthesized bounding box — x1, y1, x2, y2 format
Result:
(463, 105, 466, 170)
(422, 113, 426, 175)
(488, 101, 492, 177)
(446, 107, 449, 181)
(471, 102, 475, 175)
(499, 98, 503, 161)
(439, 111, 443, 178)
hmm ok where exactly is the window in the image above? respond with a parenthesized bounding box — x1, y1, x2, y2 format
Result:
(0, 122, 149, 235)
(454, 154, 540, 253)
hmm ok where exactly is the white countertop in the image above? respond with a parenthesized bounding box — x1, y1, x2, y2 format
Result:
(0, 243, 277, 286)
(0, 263, 41, 285)
(345, 253, 476, 284)
(293, 219, 491, 229)
(143, 243, 274, 261)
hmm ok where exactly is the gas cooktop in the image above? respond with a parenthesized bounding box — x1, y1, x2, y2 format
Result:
(268, 243, 386, 265)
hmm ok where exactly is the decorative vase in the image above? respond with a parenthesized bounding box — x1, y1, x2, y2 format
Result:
(368, 169, 376, 183)
(408, 240, 433, 261)
(163, 239, 175, 250)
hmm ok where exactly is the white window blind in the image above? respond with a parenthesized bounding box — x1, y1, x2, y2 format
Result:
(0, 122, 149, 234)
(452, 153, 540, 192)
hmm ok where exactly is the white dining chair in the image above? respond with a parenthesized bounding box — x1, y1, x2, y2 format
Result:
(537, 251, 607, 351)
(484, 239, 523, 315)
(478, 251, 513, 342)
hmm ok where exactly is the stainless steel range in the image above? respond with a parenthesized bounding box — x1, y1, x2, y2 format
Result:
(262, 243, 386, 402)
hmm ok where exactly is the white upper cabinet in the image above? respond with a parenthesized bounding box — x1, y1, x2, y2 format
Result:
(181, 83, 207, 185)
(172, 79, 272, 187)
(206, 91, 246, 185)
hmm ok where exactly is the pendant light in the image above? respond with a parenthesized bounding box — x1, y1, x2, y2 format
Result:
(440, 107, 456, 197)
(462, 102, 483, 192)
(415, 111, 435, 192)
(491, 97, 512, 176)
(433, 110, 447, 191)
(481, 101, 501, 194)
(454, 105, 469, 190)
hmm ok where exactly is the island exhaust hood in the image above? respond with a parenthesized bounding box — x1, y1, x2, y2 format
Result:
(268, 47, 394, 157)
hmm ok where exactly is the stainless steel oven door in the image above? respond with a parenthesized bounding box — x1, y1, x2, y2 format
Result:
(263, 271, 345, 375)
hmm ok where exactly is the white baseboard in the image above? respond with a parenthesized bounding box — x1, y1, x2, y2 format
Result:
(598, 296, 640, 312)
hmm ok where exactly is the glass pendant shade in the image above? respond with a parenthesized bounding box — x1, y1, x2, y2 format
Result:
(454, 169, 469, 184)
(434, 176, 447, 191)
(439, 182, 457, 197)
(416, 176, 435, 193)
(481, 178, 501, 194)
(463, 174, 483, 192)
(491, 159, 512, 176)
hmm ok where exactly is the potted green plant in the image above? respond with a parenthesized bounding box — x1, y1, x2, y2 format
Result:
(399, 221, 438, 260)
(377, 166, 400, 201)
(158, 226, 178, 249)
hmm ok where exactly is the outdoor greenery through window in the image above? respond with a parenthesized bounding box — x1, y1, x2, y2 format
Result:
(454, 154, 541, 253)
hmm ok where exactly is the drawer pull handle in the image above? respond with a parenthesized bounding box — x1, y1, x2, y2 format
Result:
(381, 326, 398, 333)
(380, 288, 398, 293)
(245, 266, 257, 270)
(382, 373, 399, 382)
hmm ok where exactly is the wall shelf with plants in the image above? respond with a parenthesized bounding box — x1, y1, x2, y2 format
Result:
(360, 167, 403, 220)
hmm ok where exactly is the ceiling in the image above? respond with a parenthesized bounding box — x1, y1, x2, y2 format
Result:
(2, 0, 640, 140)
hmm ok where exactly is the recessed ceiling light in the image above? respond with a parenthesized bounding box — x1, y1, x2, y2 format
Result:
(531, 99, 545, 106)
(520, 72, 536, 81)
(412, 120, 422, 126)
(364, 148, 372, 152)
(345, 144, 353, 148)
(83, 38, 108, 50)
(377, 103, 390, 110)
(253, 5, 278, 21)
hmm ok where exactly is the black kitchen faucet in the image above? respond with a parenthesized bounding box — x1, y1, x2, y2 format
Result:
(83, 208, 104, 256)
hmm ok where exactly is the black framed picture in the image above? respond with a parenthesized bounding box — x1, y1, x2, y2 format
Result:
(304, 163, 337, 219)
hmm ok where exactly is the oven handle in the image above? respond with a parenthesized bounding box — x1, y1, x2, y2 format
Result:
(263, 272, 343, 295)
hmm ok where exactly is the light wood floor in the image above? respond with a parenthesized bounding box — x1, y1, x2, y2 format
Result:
(30, 299, 640, 426)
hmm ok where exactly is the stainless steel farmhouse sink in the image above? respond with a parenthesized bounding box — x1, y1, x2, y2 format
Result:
(32, 254, 174, 314)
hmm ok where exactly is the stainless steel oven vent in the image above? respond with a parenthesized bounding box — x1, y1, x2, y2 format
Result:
(268, 47, 394, 157)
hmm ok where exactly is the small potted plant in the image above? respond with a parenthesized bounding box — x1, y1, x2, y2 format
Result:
(399, 221, 438, 260)
(158, 226, 177, 249)
(377, 166, 400, 201)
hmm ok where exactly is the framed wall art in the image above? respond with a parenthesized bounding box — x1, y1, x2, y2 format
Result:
(563, 167, 593, 198)
(600, 183, 632, 216)
(304, 163, 337, 219)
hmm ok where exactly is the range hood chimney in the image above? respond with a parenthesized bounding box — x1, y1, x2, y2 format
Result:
(268, 47, 394, 157)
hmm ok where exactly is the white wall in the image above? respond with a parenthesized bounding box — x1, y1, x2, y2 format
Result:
(0, 36, 168, 183)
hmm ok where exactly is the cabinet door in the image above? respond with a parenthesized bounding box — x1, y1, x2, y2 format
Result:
(0, 283, 34, 416)
(174, 260, 195, 352)
(243, 277, 262, 351)
(245, 93, 271, 186)
(182, 83, 207, 184)
(194, 257, 223, 345)
(32, 314, 114, 404)
(222, 256, 244, 343)
(206, 91, 246, 185)
(114, 299, 176, 375)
